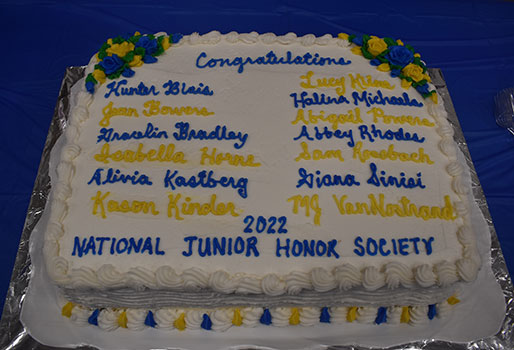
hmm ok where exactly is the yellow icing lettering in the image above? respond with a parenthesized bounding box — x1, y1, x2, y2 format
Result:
(349, 73, 395, 92)
(291, 108, 362, 130)
(167, 193, 239, 220)
(294, 142, 344, 162)
(91, 191, 159, 218)
(367, 107, 435, 127)
(142, 100, 214, 118)
(332, 193, 457, 221)
(287, 194, 321, 225)
(94, 143, 187, 164)
(99, 101, 139, 127)
(299, 71, 346, 96)
(200, 147, 261, 167)
(352, 141, 433, 164)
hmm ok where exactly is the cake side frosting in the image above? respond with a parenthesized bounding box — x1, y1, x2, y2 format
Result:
(43, 31, 480, 298)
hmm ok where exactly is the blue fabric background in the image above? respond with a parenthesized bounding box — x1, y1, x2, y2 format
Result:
(1, 0, 513, 314)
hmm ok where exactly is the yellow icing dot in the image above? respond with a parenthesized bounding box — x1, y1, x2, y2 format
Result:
(396, 39, 404, 46)
(134, 31, 141, 36)
(414, 53, 421, 58)
(401, 79, 412, 90)
(118, 310, 128, 328)
(338, 33, 349, 41)
(162, 36, 171, 51)
(107, 38, 113, 45)
(447, 296, 460, 305)
(346, 306, 358, 322)
(174, 313, 186, 331)
(400, 306, 410, 323)
(232, 308, 243, 326)
(289, 307, 301, 325)
(61, 302, 74, 318)
(376, 63, 391, 72)
(430, 92, 438, 104)
(351, 46, 363, 56)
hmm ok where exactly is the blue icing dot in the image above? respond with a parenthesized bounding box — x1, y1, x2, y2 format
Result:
(201, 313, 212, 330)
(88, 309, 100, 326)
(320, 307, 331, 323)
(144, 310, 157, 328)
(375, 307, 387, 325)
(260, 308, 272, 325)
(428, 304, 437, 320)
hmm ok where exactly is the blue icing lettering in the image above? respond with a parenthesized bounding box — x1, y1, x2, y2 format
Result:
(352, 236, 435, 257)
(173, 122, 248, 149)
(290, 92, 350, 109)
(88, 168, 153, 186)
(71, 236, 164, 257)
(296, 168, 360, 189)
(196, 51, 351, 74)
(162, 79, 214, 96)
(182, 235, 259, 257)
(352, 90, 423, 108)
(366, 163, 425, 189)
(163, 169, 248, 198)
(358, 124, 425, 143)
(104, 79, 160, 98)
(97, 123, 168, 143)
(293, 125, 355, 147)
(275, 238, 339, 258)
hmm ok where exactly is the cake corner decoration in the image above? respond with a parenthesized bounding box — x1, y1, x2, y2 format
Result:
(340, 32, 437, 102)
(85, 31, 182, 94)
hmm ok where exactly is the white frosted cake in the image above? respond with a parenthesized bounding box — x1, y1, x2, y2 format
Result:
(43, 31, 479, 331)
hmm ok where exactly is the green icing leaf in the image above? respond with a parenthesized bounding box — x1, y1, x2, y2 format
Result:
(112, 36, 125, 44)
(122, 51, 135, 63)
(107, 68, 123, 80)
(148, 34, 155, 40)
(362, 34, 370, 43)
(86, 73, 97, 84)
(134, 47, 145, 56)
(348, 34, 356, 43)
(383, 37, 395, 47)
(405, 44, 415, 53)
(361, 46, 373, 59)
(153, 45, 164, 57)
(98, 50, 107, 60)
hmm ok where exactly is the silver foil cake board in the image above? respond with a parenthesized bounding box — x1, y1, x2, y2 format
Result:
(0, 67, 512, 350)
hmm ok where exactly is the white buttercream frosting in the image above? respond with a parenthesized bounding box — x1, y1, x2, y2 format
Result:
(43, 31, 479, 318)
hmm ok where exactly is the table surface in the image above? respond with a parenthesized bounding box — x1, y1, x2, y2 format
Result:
(1, 0, 513, 315)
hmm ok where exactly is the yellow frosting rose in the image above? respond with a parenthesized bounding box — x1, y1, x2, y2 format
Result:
(92, 69, 106, 84)
(401, 63, 425, 82)
(367, 36, 388, 57)
(106, 41, 135, 57)
(129, 54, 144, 67)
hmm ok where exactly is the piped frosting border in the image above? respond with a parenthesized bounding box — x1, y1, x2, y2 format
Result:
(43, 31, 480, 295)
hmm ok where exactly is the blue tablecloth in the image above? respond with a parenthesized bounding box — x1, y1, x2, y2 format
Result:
(1, 1, 513, 314)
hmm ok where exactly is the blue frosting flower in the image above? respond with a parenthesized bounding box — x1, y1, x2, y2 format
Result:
(390, 68, 401, 77)
(136, 36, 158, 56)
(171, 33, 183, 44)
(99, 54, 124, 74)
(385, 45, 414, 67)
(370, 58, 381, 66)
(416, 84, 430, 95)
(143, 55, 158, 64)
(352, 36, 363, 46)
(86, 81, 95, 94)
(122, 67, 135, 77)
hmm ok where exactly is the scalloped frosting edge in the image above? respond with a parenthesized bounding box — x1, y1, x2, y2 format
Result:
(43, 31, 481, 296)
